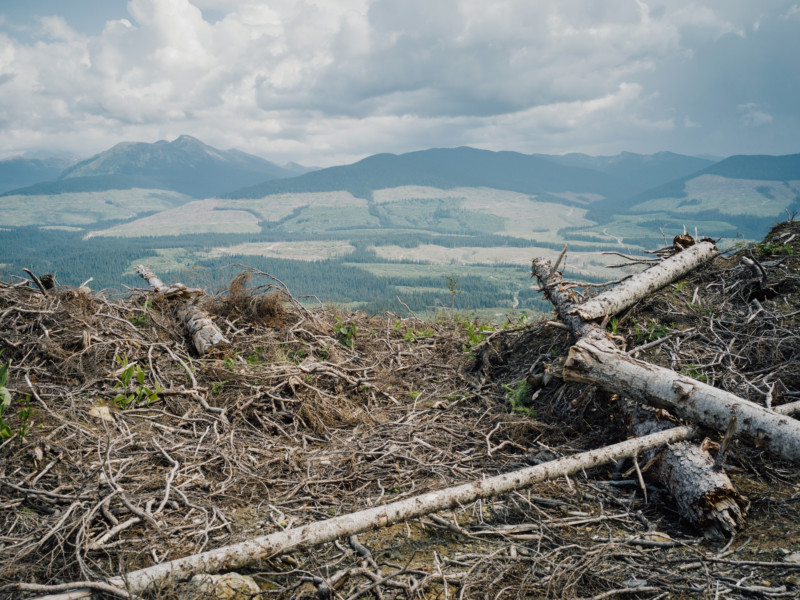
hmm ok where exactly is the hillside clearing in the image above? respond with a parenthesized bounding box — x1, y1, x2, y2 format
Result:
(2, 223, 800, 598)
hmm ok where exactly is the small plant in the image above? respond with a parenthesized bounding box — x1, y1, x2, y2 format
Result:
(409, 390, 421, 400)
(460, 317, 492, 350)
(681, 364, 708, 383)
(211, 380, 228, 394)
(757, 241, 794, 255)
(129, 300, 152, 327)
(333, 316, 358, 349)
(223, 356, 236, 371)
(446, 273, 462, 310)
(113, 353, 163, 409)
(504, 379, 535, 417)
(246, 347, 265, 365)
(634, 319, 671, 343)
(607, 317, 620, 334)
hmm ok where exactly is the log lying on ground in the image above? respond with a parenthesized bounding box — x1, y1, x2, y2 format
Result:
(571, 241, 718, 321)
(625, 404, 745, 539)
(136, 265, 229, 357)
(533, 247, 746, 538)
(565, 336, 800, 462)
(532, 250, 800, 462)
(24, 426, 699, 599)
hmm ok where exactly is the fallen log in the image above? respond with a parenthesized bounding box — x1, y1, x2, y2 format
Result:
(136, 265, 229, 357)
(533, 244, 774, 538)
(571, 241, 718, 321)
(565, 336, 800, 462)
(23, 426, 700, 599)
(532, 251, 800, 463)
(625, 404, 745, 539)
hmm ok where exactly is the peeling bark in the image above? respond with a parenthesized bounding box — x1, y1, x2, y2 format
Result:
(626, 405, 745, 539)
(136, 265, 229, 357)
(566, 336, 800, 462)
(572, 241, 718, 321)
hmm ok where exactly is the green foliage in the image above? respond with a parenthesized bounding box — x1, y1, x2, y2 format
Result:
(459, 317, 493, 350)
(634, 319, 671, 343)
(607, 317, 619, 334)
(681, 364, 708, 383)
(757, 241, 795, 255)
(129, 300, 151, 327)
(223, 357, 236, 371)
(446, 272, 463, 311)
(112, 353, 163, 409)
(246, 347, 265, 365)
(0, 352, 34, 442)
(409, 390, 421, 400)
(212, 380, 228, 394)
(334, 316, 358, 349)
(504, 379, 536, 417)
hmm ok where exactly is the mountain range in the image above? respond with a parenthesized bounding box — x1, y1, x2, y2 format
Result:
(1, 135, 308, 198)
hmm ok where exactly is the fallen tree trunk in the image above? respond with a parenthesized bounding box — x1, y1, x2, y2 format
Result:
(571, 241, 718, 321)
(25, 426, 700, 599)
(532, 244, 781, 538)
(625, 404, 745, 539)
(136, 265, 229, 357)
(532, 251, 800, 463)
(565, 336, 800, 462)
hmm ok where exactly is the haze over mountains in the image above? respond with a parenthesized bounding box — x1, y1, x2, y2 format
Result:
(1, 134, 799, 316)
(1, 135, 309, 198)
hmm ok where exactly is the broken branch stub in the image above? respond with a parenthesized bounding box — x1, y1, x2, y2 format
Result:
(572, 241, 718, 321)
(136, 265, 229, 357)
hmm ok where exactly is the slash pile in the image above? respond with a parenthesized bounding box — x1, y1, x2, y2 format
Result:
(2, 221, 800, 599)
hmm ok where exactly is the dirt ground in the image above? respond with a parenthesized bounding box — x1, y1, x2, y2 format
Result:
(1, 224, 800, 599)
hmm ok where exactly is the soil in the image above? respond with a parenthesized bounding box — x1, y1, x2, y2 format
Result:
(1, 225, 800, 599)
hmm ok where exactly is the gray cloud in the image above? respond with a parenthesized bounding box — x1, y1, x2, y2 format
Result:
(0, 0, 797, 166)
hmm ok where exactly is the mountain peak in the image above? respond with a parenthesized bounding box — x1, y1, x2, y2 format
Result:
(52, 136, 300, 198)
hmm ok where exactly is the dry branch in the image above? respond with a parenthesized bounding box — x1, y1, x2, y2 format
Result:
(30, 426, 697, 598)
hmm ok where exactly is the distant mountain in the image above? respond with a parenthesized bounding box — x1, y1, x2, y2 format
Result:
(585, 152, 800, 232)
(222, 146, 629, 200)
(44, 135, 297, 198)
(533, 151, 716, 197)
(0, 156, 77, 194)
(283, 161, 320, 175)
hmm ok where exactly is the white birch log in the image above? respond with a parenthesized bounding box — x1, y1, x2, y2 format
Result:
(571, 241, 718, 321)
(565, 336, 800, 462)
(28, 426, 698, 599)
(136, 265, 229, 356)
(178, 303, 231, 357)
(625, 404, 744, 539)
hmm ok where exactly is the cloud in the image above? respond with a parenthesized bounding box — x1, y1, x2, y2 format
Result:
(738, 103, 773, 127)
(783, 5, 800, 20)
(0, 0, 797, 164)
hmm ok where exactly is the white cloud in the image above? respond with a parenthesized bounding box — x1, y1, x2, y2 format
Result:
(0, 0, 796, 164)
(783, 5, 800, 20)
(738, 103, 773, 127)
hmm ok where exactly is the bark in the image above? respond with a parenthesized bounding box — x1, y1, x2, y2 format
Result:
(178, 303, 231, 358)
(565, 336, 800, 462)
(30, 427, 698, 599)
(136, 265, 229, 357)
(625, 405, 744, 539)
(572, 241, 718, 321)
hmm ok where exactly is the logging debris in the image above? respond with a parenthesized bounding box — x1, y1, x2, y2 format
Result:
(1, 222, 800, 599)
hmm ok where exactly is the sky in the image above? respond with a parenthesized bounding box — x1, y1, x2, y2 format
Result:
(0, 0, 798, 167)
